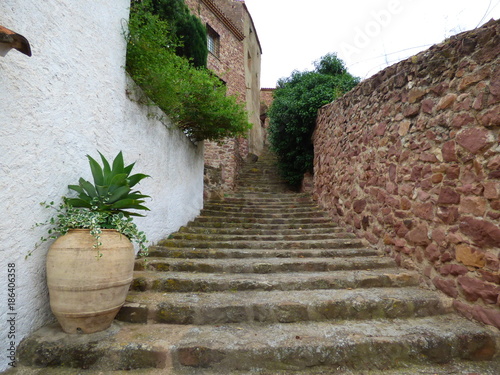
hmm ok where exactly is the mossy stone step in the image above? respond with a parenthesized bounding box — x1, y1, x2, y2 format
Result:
(168, 232, 356, 242)
(199, 210, 330, 219)
(222, 193, 309, 201)
(192, 216, 335, 225)
(8, 362, 500, 375)
(121, 287, 453, 325)
(16, 317, 498, 372)
(215, 195, 314, 203)
(184, 221, 339, 230)
(201, 205, 321, 214)
(131, 268, 420, 293)
(134, 256, 395, 274)
(203, 204, 319, 212)
(169, 316, 499, 372)
(146, 247, 381, 259)
(157, 238, 364, 250)
(177, 226, 343, 236)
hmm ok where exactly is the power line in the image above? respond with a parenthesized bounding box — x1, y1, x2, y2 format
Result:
(348, 0, 500, 80)
(475, 0, 500, 28)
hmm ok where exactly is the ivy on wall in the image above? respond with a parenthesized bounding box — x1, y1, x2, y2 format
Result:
(126, 0, 251, 141)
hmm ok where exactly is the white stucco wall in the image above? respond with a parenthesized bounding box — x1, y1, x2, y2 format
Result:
(0, 1, 204, 371)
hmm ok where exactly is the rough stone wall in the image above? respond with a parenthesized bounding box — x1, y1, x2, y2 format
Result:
(260, 88, 275, 146)
(0, 1, 204, 371)
(186, 0, 245, 97)
(242, 3, 264, 156)
(203, 138, 242, 198)
(313, 19, 500, 329)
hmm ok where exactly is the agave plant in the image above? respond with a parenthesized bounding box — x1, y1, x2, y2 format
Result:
(65, 151, 150, 218)
(31, 152, 151, 258)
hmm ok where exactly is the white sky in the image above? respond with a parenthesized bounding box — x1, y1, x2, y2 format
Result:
(244, 0, 500, 88)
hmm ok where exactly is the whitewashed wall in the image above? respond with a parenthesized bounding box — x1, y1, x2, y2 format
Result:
(0, 1, 204, 371)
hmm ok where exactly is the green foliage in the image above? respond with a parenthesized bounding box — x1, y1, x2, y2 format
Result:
(33, 202, 149, 258)
(150, 0, 208, 68)
(268, 53, 360, 186)
(32, 152, 151, 258)
(126, 1, 252, 141)
(66, 151, 150, 218)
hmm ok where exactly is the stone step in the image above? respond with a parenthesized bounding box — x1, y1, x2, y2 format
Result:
(17, 316, 499, 372)
(131, 268, 420, 293)
(203, 205, 319, 213)
(235, 180, 284, 184)
(168, 232, 357, 242)
(157, 238, 365, 249)
(147, 246, 382, 259)
(236, 177, 285, 183)
(192, 215, 334, 225)
(177, 226, 343, 236)
(199, 209, 330, 219)
(135, 256, 395, 274)
(225, 195, 312, 202)
(8, 362, 500, 375)
(201, 204, 320, 214)
(183, 221, 339, 230)
(235, 187, 292, 193)
(213, 195, 313, 204)
(120, 287, 454, 325)
(163, 316, 500, 372)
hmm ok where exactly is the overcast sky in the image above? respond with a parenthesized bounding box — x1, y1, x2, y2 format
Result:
(244, 0, 500, 88)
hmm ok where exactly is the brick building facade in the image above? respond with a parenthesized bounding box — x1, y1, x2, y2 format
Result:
(184, 0, 264, 198)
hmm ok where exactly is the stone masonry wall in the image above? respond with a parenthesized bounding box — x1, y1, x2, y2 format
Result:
(260, 88, 275, 146)
(186, 0, 248, 197)
(313, 19, 500, 329)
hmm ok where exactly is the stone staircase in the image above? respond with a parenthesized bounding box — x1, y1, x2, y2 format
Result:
(13, 150, 500, 374)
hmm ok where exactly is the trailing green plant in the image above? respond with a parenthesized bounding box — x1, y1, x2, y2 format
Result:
(31, 152, 150, 258)
(126, 0, 252, 141)
(32, 202, 149, 258)
(268, 53, 360, 186)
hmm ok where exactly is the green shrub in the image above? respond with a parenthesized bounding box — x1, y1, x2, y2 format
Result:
(268, 53, 359, 186)
(150, 0, 208, 68)
(126, 0, 252, 141)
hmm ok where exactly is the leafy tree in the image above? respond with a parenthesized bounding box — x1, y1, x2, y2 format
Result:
(126, 0, 251, 141)
(150, 0, 208, 68)
(268, 53, 359, 186)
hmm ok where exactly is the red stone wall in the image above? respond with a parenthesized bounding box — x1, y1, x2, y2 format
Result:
(313, 20, 500, 329)
(186, 0, 245, 99)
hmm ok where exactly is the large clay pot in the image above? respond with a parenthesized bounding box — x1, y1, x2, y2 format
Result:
(46, 229, 135, 334)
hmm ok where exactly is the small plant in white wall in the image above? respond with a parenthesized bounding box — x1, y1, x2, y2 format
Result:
(33, 151, 151, 334)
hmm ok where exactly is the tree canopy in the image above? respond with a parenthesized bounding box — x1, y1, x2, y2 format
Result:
(268, 53, 360, 186)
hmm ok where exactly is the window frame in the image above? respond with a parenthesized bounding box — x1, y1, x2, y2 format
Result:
(206, 24, 220, 57)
